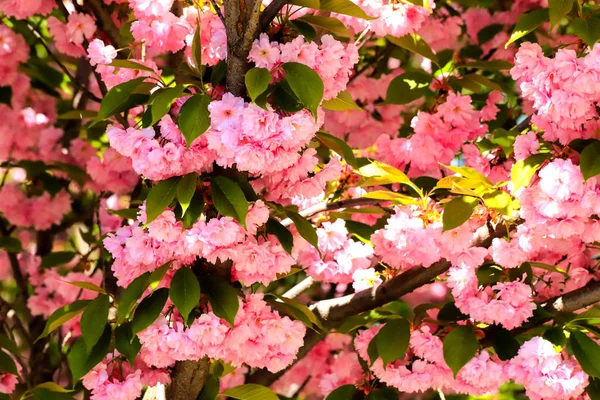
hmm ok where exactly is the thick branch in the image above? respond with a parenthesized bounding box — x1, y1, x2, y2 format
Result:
(166, 359, 210, 400)
(224, 0, 263, 95)
(259, 0, 288, 30)
(310, 221, 507, 322)
(546, 280, 600, 313)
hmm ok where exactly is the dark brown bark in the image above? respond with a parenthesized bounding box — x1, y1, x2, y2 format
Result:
(166, 359, 211, 400)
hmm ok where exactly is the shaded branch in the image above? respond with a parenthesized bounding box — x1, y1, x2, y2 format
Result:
(259, 0, 288, 30)
(546, 280, 600, 313)
(281, 197, 385, 227)
(86, 0, 131, 58)
(166, 359, 211, 400)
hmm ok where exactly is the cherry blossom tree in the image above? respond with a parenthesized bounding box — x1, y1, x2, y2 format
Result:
(1, 0, 600, 399)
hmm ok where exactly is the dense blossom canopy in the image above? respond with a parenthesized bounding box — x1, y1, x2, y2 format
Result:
(1, 0, 600, 400)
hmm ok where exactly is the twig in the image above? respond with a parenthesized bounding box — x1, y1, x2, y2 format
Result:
(25, 22, 102, 103)
(260, 0, 289, 31)
(281, 197, 385, 227)
(210, 0, 226, 25)
(283, 277, 315, 299)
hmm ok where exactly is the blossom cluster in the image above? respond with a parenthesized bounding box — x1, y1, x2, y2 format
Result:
(512, 42, 600, 144)
(249, 34, 359, 100)
(104, 200, 293, 287)
(374, 92, 497, 178)
(334, 0, 430, 37)
(82, 354, 170, 400)
(137, 293, 306, 372)
(355, 325, 588, 399)
(273, 334, 364, 398)
(294, 218, 374, 285)
(0, 185, 71, 230)
(107, 116, 215, 181)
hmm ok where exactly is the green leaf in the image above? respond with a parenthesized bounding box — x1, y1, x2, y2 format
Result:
(288, 0, 320, 8)
(211, 176, 249, 229)
(316, 131, 358, 168)
(178, 94, 211, 148)
(96, 77, 148, 121)
(319, 0, 374, 19)
(387, 34, 438, 66)
(40, 251, 76, 268)
(38, 300, 91, 340)
(281, 62, 324, 118)
(117, 272, 152, 322)
(511, 153, 550, 191)
(265, 218, 294, 254)
(572, 17, 600, 46)
(114, 323, 141, 365)
(245, 68, 271, 102)
(442, 196, 479, 232)
(148, 86, 186, 127)
(108, 208, 139, 220)
(62, 281, 107, 295)
(181, 191, 205, 230)
(571, 330, 600, 377)
(0, 333, 19, 356)
(109, 60, 156, 73)
(549, 0, 573, 26)
(461, 60, 514, 70)
(30, 388, 76, 400)
(386, 70, 431, 105)
(191, 26, 203, 71)
(145, 177, 180, 224)
(130, 288, 169, 336)
(80, 295, 110, 350)
(375, 319, 410, 368)
(58, 110, 98, 120)
(483, 190, 513, 216)
(286, 211, 319, 253)
(505, 8, 550, 49)
(221, 384, 279, 400)
(477, 24, 505, 45)
(177, 172, 198, 215)
(325, 385, 358, 400)
(148, 261, 172, 290)
(198, 375, 220, 400)
(544, 326, 567, 347)
(170, 268, 201, 323)
(201, 275, 239, 327)
(0, 236, 22, 253)
(33, 382, 73, 393)
(443, 325, 479, 377)
(490, 128, 517, 156)
(267, 294, 323, 330)
(0, 350, 17, 375)
(492, 328, 521, 361)
(580, 140, 600, 180)
(298, 15, 351, 37)
(587, 377, 600, 400)
(367, 334, 379, 365)
(68, 324, 111, 383)
(358, 161, 424, 199)
(321, 90, 362, 111)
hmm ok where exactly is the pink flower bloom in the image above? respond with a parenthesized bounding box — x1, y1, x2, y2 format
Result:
(87, 39, 117, 66)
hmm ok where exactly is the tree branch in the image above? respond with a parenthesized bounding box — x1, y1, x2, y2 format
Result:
(166, 359, 210, 400)
(85, 0, 130, 58)
(546, 280, 600, 313)
(310, 220, 507, 323)
(224, 0, 263, 95)
(259, 0, 288, 31)
(281, 197, 385, 227)
(283, 277, 315, 299)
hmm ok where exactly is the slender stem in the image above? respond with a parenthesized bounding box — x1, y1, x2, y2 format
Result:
(281, 197, 385, 227)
